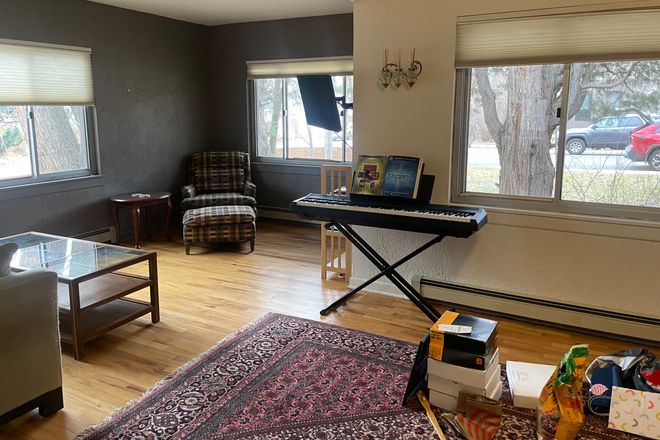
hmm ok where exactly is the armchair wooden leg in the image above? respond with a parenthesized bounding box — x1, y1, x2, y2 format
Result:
(39, 387, 64, 418)
(250, 238, 255, 252)
(185, 244, 190, 255)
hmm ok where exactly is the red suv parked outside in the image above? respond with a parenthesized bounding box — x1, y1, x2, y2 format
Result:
(627, 124, 660, 171)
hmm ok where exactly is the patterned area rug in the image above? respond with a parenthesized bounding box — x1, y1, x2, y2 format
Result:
(75, 313, 642, 440)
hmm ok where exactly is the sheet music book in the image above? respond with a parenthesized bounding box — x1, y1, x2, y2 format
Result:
(352, 155, 423, 198)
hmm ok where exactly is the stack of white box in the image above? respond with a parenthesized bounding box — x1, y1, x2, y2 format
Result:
(427, 348, 503, 411)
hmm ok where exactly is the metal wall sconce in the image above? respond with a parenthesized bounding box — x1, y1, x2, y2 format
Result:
(380, 48, 422, 88)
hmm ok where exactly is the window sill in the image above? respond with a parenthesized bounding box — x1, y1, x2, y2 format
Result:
(483, 205, 660, 243)
(253, 157, 350, 167)
(0, 174, 105, 202)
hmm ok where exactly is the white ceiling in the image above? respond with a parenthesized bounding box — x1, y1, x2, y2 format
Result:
(86, 0, 353, 26)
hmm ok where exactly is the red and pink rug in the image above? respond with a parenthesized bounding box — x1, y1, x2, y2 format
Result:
(76, 313, 642, 439)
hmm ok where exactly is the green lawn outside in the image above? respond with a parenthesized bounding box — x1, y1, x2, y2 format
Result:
(466, 167, 660, 208)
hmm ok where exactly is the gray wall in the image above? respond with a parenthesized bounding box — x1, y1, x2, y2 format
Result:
(0, 0, 213, 238)
(210, 14, 354, 211)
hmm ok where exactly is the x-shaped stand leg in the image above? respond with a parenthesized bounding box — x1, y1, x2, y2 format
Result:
(320, 223, 443, 322)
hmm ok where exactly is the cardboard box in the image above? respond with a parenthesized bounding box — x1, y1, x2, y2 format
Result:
(430, 311, 498, 356)
(428, 362, 501, 397)
(429, 379, 503, 412)
(506, 361, 556, 409)
(428, 349, 500, 389)
(430, 344, 498, 370)
(608, 386, 660, 439)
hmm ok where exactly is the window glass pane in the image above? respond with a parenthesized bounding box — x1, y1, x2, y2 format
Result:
(0, 106, 31, 180)
(561, 61, 660, 208)
(33, 106, 87, 174)
(345, 76, 353, 162)
(466, 65, 563, 197)
(255, 78, 284, 158)
(286, 77, 342, 161)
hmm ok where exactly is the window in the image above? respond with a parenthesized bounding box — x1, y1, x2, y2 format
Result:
(0, 106, 95, 186)
(247, 57, 353, 163)
(453, 9, 660, 221)
(0, 39, 97, 189)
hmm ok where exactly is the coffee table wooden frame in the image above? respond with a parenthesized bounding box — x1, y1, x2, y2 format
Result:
(6, 232, 159, 361)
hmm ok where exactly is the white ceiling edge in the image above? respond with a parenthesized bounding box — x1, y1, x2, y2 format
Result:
(85, 0, 353, 26)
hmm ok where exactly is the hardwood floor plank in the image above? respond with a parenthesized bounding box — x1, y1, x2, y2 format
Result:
(0, 219, 656, 439)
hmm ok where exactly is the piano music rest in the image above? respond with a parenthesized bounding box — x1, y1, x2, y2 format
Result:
(290, 194, 487, 322)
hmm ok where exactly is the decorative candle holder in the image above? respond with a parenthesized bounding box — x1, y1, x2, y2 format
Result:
(380, 48, 422, 89)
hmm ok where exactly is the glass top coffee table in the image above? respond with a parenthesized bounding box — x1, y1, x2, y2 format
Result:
(0, 232, 159, 361)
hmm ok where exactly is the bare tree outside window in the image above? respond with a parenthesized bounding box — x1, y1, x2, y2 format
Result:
(465, 61, 660, 208)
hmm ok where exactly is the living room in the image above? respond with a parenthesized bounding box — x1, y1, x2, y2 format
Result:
(2, 0, 660, 439)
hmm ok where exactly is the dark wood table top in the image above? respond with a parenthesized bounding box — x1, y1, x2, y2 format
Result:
(111, 191, 171, 203)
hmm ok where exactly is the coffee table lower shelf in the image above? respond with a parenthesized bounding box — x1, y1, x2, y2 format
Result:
(59, 298, 155, 344)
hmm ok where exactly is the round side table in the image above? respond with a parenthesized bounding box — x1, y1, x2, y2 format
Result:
(111, 191, 172, 248)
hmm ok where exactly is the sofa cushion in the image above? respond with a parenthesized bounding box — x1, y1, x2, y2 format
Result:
(180, 193, 257, 211)
(183, 206, 256, 227)
(0, 242, 18, 277)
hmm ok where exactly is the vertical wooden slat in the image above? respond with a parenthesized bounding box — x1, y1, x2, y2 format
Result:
(320, 165, 353, 281)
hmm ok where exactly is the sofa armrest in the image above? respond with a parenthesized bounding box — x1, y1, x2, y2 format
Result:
(0, 269, 62, 415)
(182, 184, 197, 199)
(244, 181, 257, 199)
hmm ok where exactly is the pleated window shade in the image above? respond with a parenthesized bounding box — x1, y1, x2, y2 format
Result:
(246, 57, 353, 79)
(0, 39, 94, 105)
(456, 9, 660, 68)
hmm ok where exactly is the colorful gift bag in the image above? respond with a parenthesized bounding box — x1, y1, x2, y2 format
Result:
(609, 386, 660, 438)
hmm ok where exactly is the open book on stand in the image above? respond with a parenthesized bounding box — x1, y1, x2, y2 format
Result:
(352, 155, 424, 198)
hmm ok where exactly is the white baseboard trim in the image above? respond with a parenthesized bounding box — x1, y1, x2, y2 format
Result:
(413, 275, 660, 343)
(348, 276, 407, 299)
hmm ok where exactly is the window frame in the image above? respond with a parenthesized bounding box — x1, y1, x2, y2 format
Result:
(247, 75, 353, 165)
(0, 105, 100, 191)
(451, 66, 660, 223)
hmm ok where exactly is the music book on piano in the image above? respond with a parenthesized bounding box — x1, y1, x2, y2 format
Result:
(352, 154, 424, 198)
(352, 155, 388, 196)
(382, 156, 424, 199)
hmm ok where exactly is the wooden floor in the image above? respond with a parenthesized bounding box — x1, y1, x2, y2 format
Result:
(0, 220, 653, 439)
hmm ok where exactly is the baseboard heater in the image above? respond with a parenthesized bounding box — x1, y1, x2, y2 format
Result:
(413, 275, 660, 344)
(73, 226, 116, 244)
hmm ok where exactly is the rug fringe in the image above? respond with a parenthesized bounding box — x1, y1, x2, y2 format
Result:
(72, 311, 276, 440)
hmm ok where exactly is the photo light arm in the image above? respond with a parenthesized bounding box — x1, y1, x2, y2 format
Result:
(336, 96, 353, 110)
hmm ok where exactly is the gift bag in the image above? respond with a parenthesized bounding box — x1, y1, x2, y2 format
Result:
(536, 344, 589, 440)
(443, 392, 502, 440)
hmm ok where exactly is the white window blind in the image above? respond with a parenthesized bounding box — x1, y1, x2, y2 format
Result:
(456, 9, 660, 68)
(246, 56, 353, 79)
(0, 38, 94, 105)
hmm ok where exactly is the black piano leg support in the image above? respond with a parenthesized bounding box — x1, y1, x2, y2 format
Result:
(320, 223, 443, 322)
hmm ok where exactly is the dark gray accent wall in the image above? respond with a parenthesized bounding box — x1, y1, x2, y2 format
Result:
(0, 0, 213, 238)
(210, 14, 353, 211)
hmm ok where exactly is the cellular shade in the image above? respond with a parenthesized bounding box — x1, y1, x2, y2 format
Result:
(247, 56, 353, 79)
(456, 9, 660, 68)
(0, 39, 94, 105)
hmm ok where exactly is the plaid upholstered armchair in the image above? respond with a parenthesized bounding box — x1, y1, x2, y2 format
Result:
(180, 151, 257, 213)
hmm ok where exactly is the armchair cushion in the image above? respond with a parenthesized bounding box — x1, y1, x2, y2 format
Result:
(181, 193, 256, 211)
(190, 151, 248, 193)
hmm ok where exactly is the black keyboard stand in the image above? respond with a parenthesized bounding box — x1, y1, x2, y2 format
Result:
(320, 222, 443, 323)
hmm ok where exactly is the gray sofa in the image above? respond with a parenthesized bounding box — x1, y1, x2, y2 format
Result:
(0, 251, 63, 425)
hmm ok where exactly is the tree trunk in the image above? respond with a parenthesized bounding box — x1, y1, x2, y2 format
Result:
(33, 106, 84, 174)
(499, 66, 557, 197)
(476, 66, 558, 197)
(267, 94, 282, 157)
(324, 130, 333, 160)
